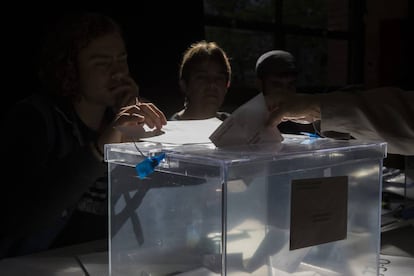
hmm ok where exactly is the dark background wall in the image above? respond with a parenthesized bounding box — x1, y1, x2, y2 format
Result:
(364, 0, 413, 90)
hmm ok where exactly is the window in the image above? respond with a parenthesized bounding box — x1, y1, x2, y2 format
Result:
(204, 0, 363, 101)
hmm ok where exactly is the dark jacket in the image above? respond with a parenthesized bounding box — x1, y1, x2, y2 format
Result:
(0, 93, 108, 258)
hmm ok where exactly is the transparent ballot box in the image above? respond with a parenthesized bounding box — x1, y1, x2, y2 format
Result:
(105, 135, 386, 275)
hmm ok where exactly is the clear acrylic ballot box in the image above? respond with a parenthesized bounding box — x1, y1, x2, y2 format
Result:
(105, 135, 386, 275)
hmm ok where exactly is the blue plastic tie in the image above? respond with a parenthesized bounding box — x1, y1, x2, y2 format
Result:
(135, 152, 166, 179)
(300, 132, 320, 138)
(299, 132, 320, 145)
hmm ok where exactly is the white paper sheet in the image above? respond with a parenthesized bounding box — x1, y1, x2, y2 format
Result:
(135, 117, 224, 145)
(209, 93, 283, 147)
(116, 93, 283, 147)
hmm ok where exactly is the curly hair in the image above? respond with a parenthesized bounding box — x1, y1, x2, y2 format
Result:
(179, 40, 231, 84)
(38, 12, 123, 101)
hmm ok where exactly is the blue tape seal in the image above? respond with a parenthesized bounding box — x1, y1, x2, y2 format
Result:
(135, 152, 166, 179)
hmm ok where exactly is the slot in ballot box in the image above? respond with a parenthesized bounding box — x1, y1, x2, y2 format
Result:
(105, 135, 386, 275)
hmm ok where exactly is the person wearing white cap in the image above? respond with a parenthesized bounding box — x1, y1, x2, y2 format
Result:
(256, 50, 316, 135)
(256, 50, 297, 98)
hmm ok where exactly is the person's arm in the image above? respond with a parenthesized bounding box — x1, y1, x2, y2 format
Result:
(319, 87, 413, 154)
(267, 87, 414, 155)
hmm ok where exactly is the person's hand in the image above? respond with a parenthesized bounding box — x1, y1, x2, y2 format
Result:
(115, 97, 167, 130)
(266, 93, 321, 127)
(94, 79, 167, 154)
(109, 74, 167, 129)
(93, 97, 167, 156)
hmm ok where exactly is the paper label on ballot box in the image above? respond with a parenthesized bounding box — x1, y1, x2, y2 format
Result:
(290, 176, 348, 250)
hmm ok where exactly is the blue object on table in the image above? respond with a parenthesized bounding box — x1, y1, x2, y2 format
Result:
(300, 132, 320, 138)
(135, 152, 166, 179)
(300, 132, 320, 144)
